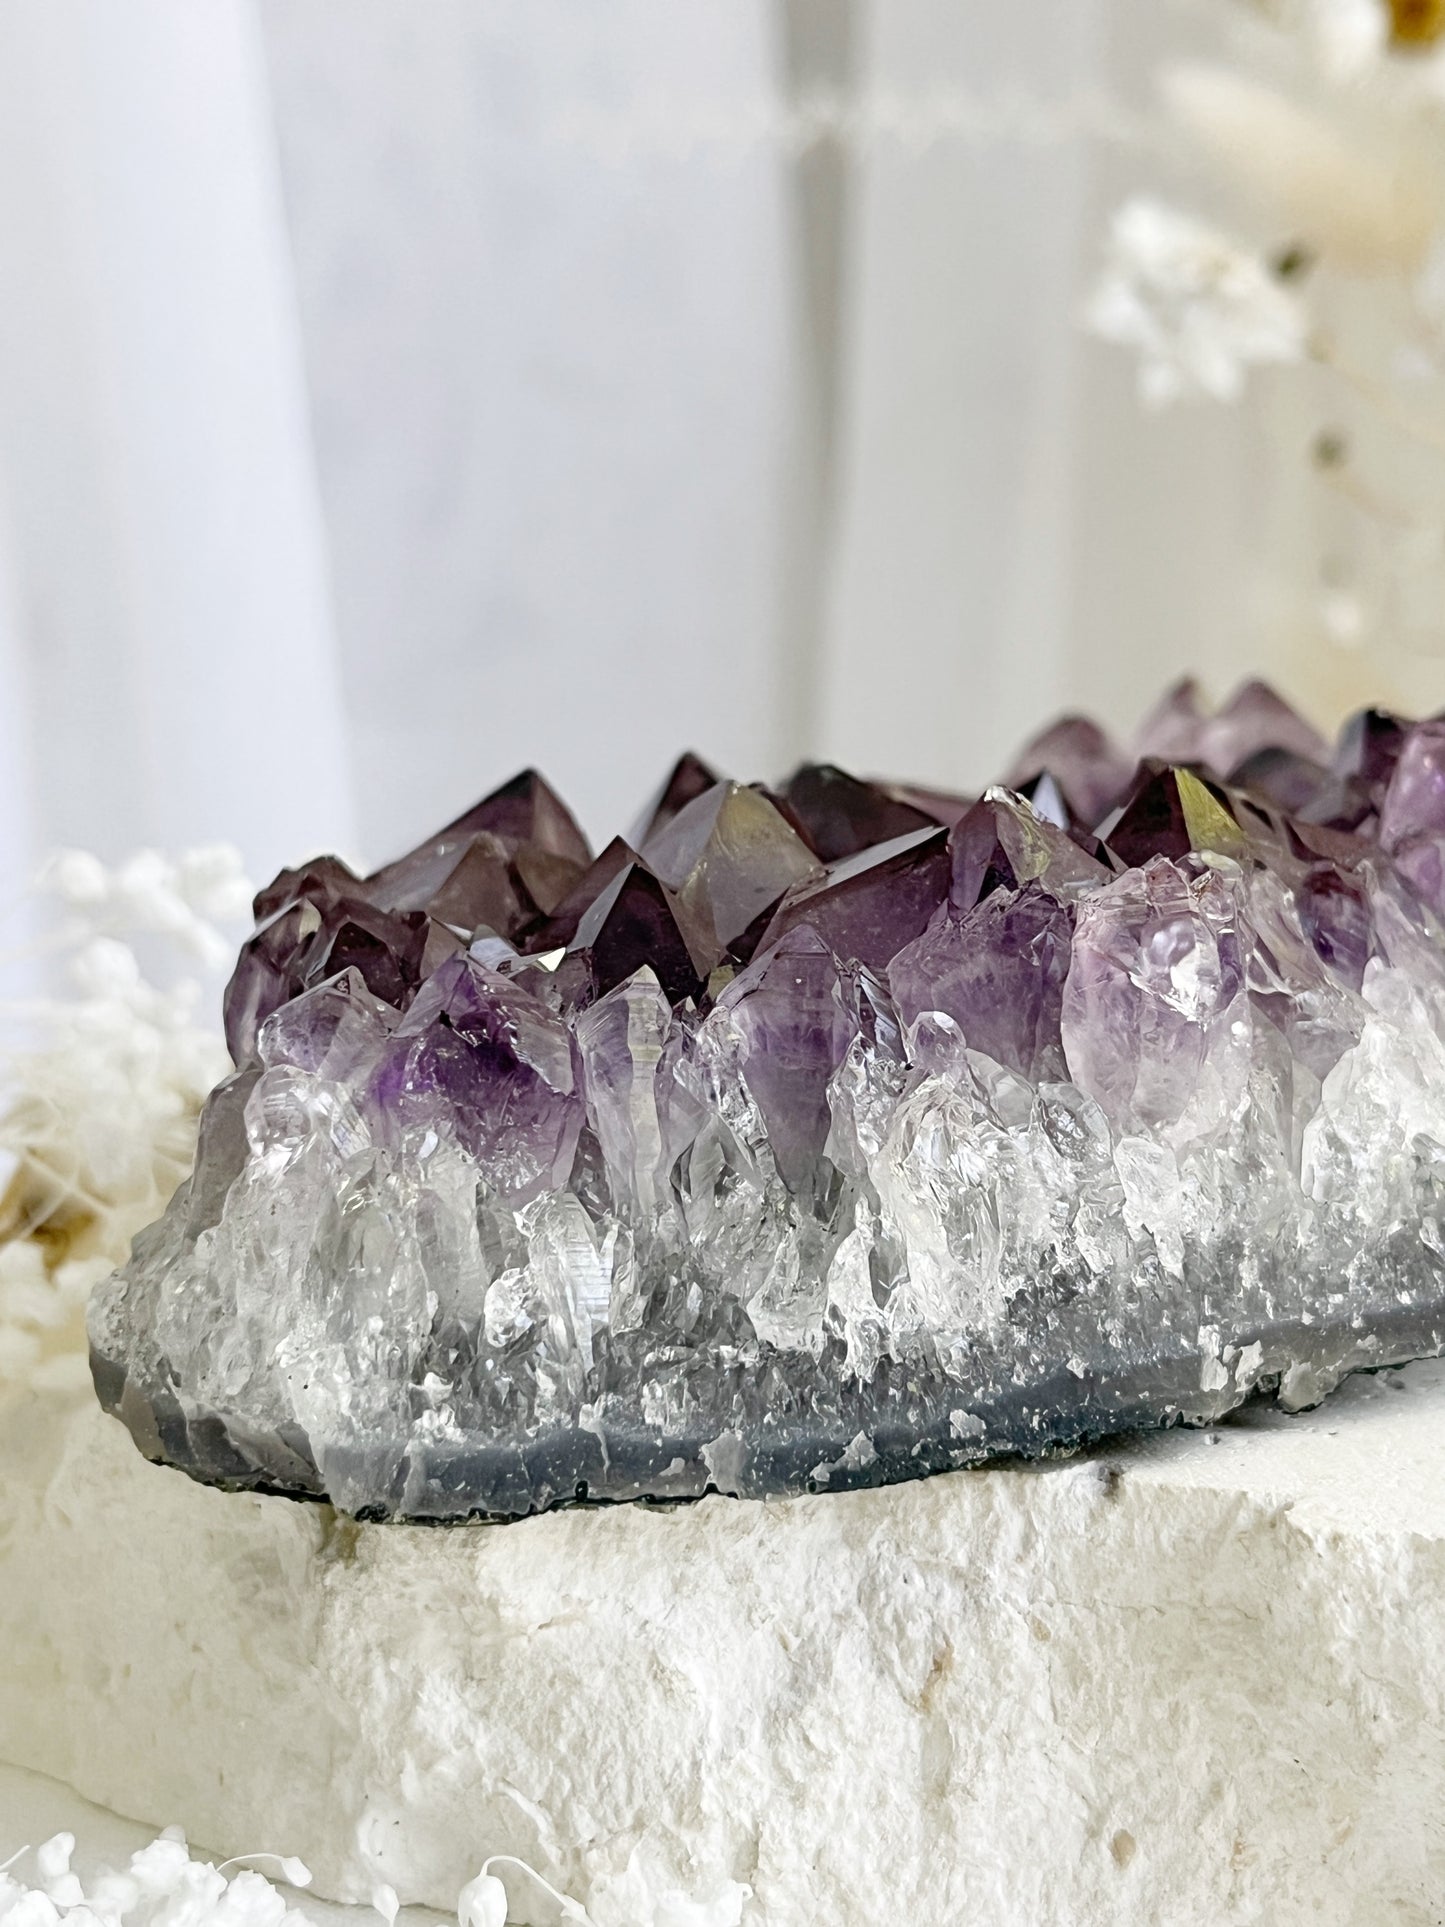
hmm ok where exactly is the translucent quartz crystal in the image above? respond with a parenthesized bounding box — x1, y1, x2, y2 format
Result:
(90, 689, 1445, 1520)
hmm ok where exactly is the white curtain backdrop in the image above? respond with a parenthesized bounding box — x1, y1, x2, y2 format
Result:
(0, 0, 1280, 898)
(0, 0, 355, 894)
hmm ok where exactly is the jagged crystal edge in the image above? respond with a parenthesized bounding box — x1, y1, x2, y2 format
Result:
(89, 950, 1445, 1519)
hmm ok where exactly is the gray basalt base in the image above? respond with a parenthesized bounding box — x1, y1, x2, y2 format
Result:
(89, 1279, 1445, 1519)
(5, 1371, 1445, 1925)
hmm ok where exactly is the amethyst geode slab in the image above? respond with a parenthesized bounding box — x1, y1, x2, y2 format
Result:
(90, 683, 1445, 1519)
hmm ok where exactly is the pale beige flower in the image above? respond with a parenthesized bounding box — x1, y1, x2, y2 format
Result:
(1162, 62, 1441, 271)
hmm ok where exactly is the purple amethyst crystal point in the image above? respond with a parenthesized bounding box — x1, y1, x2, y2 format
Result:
(300, 900, 431, 1008)
(448, 767, 592, 869)
(1060, 856, 1247, 1139)
(779, 762, 939, 862)
(567, 856, 705, 1006)
(949, 790, 1107, 913)
(889, 882, 1076, 1082)
(530, 837, 634, 951)
(372, 952, 582, 1201)
(1209, 679, 1328, 775)
(258, 967, 399, 1079)
(708, 927, 859, 1190)
(93, 685, 1445, 1525)
(1004, 715, 1132, 828)
(1135, 676, 1207, 765)
(223, 898, 324, 1065)
(643, 780, 823, 965)
(222, 894, 430, 1065)
(629, 751, 721, 847)
(757, 825, 950, 974)
(1380, 719, 1445, 843)
(1226, 745, 1332, 817)
(1099, 764, 1245, 870)
(1379, 719, 1445, 915)
(367, 769, 591, 941)
(1334, 706, 1408, 799)
(253, 855, 363, 923)
(369, 829, 529, 932)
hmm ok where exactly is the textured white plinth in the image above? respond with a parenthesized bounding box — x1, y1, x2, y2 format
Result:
(4, 1371, 1445, 1925)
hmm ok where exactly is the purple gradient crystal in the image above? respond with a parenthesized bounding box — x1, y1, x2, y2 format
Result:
(1380, 720, 1445, 844)
(223, 896, 431, 1065)
(252, 855, 362, 923)
(1210, 679, 1328, 774)
(890, 883, 1075, 1082)
(567, 857, 705, 1006)
(949, 792, 1107, 912)
(223, 899, 323, 1067)
(368, 769, 591, 939)
(98, 675, 1445, 1524)
(370, 953, 583, 1201)
(1334, 707, 1408, 799)
(1061, 856, 1247, 1137)
(257, 967, 399, 1079)
(780, 763, 940, 862)
(758, 826, 950, 975)
(1378, 721, 1445, 917)
(628, 751, 721, 847)
(1297, 865, 1373, 993)
(300, 901, 431, 1009)
(1005, 715, 1133, 828)
(1099, 764, 1242, 869)
(710, 928, 862, 1189)
(1227, 746, 1332, 817)
(530, 837, 634, 951)
(368, 829, 531, 934)
(444, 767, 592, 868)
(1135, 677, 1207, 765)
(643, 781, 823, 966)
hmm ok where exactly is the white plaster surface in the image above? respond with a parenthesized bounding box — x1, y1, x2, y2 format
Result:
(4, 1369, 1445, 1924)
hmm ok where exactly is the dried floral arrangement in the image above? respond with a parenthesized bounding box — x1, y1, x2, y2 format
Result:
(1089, 0, 1445, 659)
(0, 1829, 657, 1927)
(0, 847, 251, 1392)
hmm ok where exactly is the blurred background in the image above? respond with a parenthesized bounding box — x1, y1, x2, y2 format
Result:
(0, 0, 1440, 893)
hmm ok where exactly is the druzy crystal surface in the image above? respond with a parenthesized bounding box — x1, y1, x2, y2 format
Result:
(90, 684, 1445, 1519)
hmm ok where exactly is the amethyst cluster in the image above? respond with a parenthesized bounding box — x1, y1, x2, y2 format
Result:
(91, 681, 1445, 1518)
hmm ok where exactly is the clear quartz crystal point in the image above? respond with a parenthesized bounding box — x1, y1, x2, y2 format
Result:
(91, 690, 1445, 1520)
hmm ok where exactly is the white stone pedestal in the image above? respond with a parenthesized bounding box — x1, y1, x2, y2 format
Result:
(4, 1368, 1445, 1926)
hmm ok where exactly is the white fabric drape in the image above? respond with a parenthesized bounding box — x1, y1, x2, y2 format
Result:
(0, 0, 1299, 897)
(818, 0, 1101, 793)
(258, 0, 798, 861)
(0, 0, 355, 892)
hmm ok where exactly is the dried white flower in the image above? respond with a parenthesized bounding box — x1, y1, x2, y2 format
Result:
(175, 847, 255, 928)
(0, 1833, 628, 1927)
(0, 1832, 313, 1927)
(1087, 196, 1308, 405)
(0, 847, 251, 1391)
(457, 1871, 509, 1927)
(36, 844, 252, 973)
(42, 852, 108, 909)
